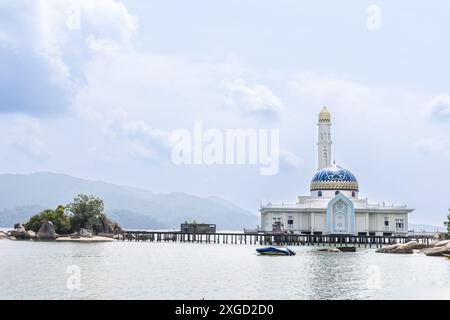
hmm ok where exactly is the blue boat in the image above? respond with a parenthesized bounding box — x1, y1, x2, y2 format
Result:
(256, 246, 296, 256)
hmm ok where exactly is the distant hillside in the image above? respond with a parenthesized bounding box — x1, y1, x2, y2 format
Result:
(0, 205, 45, 228)
(0, 172, 258, 230)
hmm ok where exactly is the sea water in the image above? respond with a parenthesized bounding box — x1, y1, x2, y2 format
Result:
(0, 240, 449, 300)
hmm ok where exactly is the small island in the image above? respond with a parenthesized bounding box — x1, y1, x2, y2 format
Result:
(0, 194, 122, 242)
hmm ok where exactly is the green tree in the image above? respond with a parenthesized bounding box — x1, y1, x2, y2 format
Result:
(25, 205, 71, 234)
(66, 194, 106, 233)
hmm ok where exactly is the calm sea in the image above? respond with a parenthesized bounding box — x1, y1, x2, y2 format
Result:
(0, 240, 449, 300)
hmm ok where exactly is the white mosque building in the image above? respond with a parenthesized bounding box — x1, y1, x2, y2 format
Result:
(260, 107, 413, 236)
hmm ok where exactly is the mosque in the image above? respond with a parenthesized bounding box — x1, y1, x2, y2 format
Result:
(259, 107, 413, 236)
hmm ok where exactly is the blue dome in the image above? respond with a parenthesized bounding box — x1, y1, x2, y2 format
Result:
(310, 165, 359, 191)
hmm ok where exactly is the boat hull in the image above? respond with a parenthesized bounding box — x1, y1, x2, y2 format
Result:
(337, 246, 356, 252)
(256, 246, 295, 256)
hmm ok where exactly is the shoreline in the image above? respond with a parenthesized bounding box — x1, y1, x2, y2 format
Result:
(56, 236, 114, 242)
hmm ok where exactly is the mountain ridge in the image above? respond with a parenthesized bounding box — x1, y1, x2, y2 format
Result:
(0, 172, 258, 230)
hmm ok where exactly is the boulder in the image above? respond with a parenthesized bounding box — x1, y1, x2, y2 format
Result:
(429, 240, 439, 247)
(376, 244, 397, 253)
(318, 247, 341, 253)
(79, 228, 93, 238)
(9, 230, 26, 239)
(376, 244, 413, 254)
(0, 231, 9, 240)
(9, 224, 27, 240)
(69, 232, 81, 239)
(14, 223, 25, 230)
(405, 241, 428, 250)
(25, 230, 37, 240)
(37, 221, 57, 240)
(432, 232, 450, 241)
(422, 244, 450, 257)
(98, 218, 122, 236)
(434, 240, 450, 247)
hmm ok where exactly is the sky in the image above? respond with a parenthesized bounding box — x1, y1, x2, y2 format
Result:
(0, 0, 449, 225)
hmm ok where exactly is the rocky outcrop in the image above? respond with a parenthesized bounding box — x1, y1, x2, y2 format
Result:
(405, 241, 428, 250)
(0, 231, 9, 240)
(14, 223, 25, 229)
(432, 232, 450, 241)
(97, 218, 122, 237)
(376, 244, 413, 254)
(433, 240, 450, 247)
(25, 230, 37, 240)
(428, 239, 450, 248)
(37, 221, 57, 240)
(79, 228, 93, 238)
(69, 232, 81, 239)
(9, 224, 27, 240)
(376, 241, 433, 254)
(318, 247, 341, 253)
(421, 243, 450, 257)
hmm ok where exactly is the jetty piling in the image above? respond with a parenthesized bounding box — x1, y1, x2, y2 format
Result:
(121, 230, 433, 248)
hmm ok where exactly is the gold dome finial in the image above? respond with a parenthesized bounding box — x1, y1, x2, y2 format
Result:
(319, 106, 331, 122)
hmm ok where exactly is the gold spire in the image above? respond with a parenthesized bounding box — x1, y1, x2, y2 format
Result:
(319, 106, 331, 122)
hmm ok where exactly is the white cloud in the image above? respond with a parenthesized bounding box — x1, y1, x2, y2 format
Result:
(428, 94, 450, 120)
(0, 0, 138, 115)
(413, 94, 450, 157)
(288, 72, 425, 120)
(223, 78, 284, 119)
(291, 72, 373, 107)
(32, 0, 137, 80)
(6, 116, 48, 158)
(103, 110, 173, 161)
(71, 52, 248, 163)
(414, 135, 450, 157)
(279, 149, 303, 171)
(34, 0, 138, 56)
(0, 29, 18, 49)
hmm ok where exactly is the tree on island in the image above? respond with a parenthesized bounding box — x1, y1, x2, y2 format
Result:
(25, 205, 71, 234)
(19, 194, 122, 239)
(66, 194, 107, 233)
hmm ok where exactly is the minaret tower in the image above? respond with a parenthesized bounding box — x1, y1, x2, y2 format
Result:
(317, 106, 332, 169)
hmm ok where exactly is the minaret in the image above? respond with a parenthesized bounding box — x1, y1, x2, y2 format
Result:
(317, 106, 332, 169)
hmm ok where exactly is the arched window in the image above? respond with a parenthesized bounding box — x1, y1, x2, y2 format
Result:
(335, 191, 340, 196)
(318, 191, 322, 197)
(352, 191, 356, 198)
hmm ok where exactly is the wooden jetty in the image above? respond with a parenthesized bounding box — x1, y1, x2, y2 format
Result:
(120, 230, 433, 248)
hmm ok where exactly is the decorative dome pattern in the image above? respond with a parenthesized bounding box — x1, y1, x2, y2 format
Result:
(310, 165, 359, 191)
(319, 106, 331, 122)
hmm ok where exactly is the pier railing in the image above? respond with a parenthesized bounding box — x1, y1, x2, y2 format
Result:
(120, 230, 434, 248)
